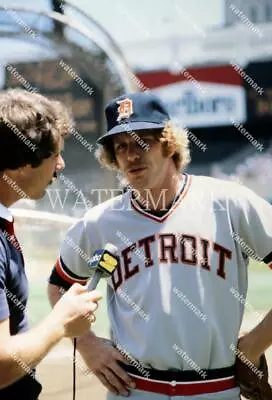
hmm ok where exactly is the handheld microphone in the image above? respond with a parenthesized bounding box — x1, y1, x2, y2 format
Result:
(73, 244, 118, 400)
(85, 243, 119, 291)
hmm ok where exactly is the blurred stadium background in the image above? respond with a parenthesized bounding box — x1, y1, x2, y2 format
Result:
(0, 0, 271, 398)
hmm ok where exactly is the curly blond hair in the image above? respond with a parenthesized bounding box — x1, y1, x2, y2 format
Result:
(95, 120, 191, 172)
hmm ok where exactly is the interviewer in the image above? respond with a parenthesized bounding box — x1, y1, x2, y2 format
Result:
(0, 88, 100, 399)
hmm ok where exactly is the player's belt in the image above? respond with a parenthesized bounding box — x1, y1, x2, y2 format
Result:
(120, 362, 237, 396)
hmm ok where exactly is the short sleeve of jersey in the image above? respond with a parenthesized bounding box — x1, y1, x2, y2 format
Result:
(49, 219, 92, 288)
(238, 186, 272, 264)
(0, 239, 9, 321)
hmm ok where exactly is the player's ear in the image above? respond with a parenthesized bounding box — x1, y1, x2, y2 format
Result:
(160, 120, 179, 159)
(168, 142, 177, 158)
(161, 139, 177, 159)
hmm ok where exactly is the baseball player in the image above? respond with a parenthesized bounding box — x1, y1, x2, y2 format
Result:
(48, 92, 272, 399)
(0, 89, 101, 399)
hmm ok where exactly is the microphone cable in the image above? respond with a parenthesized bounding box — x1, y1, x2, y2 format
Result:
(73, 338, 77, 400)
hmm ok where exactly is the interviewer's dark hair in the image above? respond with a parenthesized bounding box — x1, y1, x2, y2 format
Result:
(0, 88, 73, 172)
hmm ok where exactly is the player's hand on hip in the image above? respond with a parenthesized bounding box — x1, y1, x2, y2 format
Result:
(237, 333, 261, 368)
(51, 283, 102, 338)
(80, 336, 136, 396)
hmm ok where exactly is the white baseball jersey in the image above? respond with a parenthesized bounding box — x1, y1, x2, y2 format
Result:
(53, 174, 272, 371)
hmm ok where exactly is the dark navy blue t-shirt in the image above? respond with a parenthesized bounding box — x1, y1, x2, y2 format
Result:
(0, 230, 29, 334)
(0, 225, 42, 399)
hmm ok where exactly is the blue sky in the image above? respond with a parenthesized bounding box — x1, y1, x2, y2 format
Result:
(0, 0, 225, 44)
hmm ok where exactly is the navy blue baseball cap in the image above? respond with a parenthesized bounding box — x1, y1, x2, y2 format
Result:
(97, 92, 170, 144)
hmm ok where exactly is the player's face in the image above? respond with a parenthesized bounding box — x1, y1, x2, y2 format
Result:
(18, 138, 65, 200)
(113, 131, 172, 190)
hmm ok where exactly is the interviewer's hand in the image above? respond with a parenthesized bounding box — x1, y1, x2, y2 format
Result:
(51, 283, 102, 338)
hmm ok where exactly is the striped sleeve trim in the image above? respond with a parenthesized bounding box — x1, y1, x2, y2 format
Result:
(263, 251, 272, 265)
(55, 257, 89, 285)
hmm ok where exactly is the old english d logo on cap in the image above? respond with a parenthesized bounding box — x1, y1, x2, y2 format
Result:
(116, 98, 134, 122)
(96, 92, 170, 144)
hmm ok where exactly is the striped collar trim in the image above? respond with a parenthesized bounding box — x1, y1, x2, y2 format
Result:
(130, 174, 191, 223)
